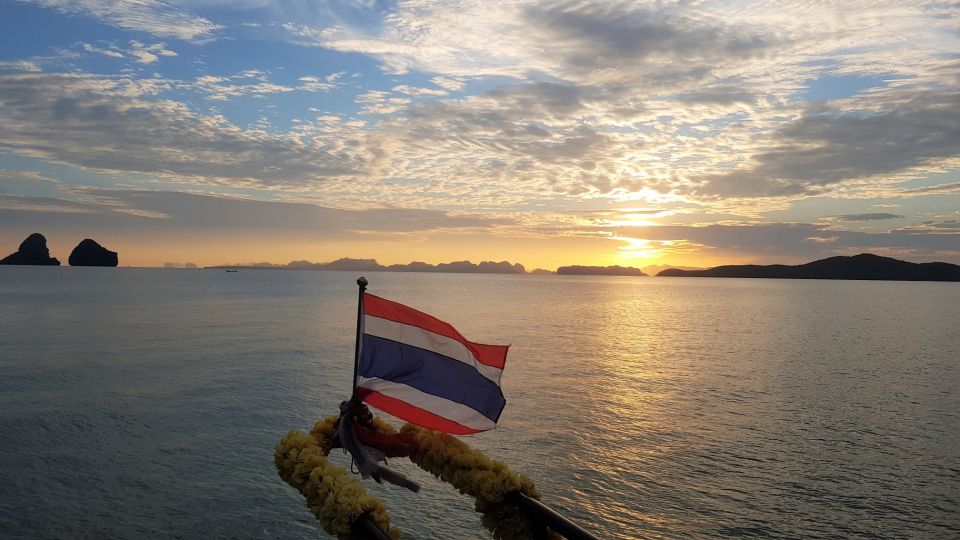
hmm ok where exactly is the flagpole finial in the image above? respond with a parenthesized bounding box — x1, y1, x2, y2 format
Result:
(357, 276, 368, 289)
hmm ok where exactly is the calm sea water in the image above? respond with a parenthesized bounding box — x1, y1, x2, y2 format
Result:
(1, 267, 958, 539)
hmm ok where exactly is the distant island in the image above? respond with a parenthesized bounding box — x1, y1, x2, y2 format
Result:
(657, 253, 960, 282)
(0, 233, 60, 266)
(209, 258, 658, 276)
(209, 258, 527, 274)
(1, 233, 118, 267)
(556, 265, 647, 276)
(69, 239, 118, 267)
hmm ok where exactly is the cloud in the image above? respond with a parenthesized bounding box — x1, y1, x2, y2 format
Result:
(0, 60, 42, 72)
(82, 43, 125, 58)
(361, 79, 693, 201)
(19, 0, 220, 42)
(80, 41, 178, 64)
(675, 86, 757, 105)
(894, 220, 960, 234)
(0, 71, 628, 207)
(128, 41, 177, 64)
(4, 186, 958, 263)
(288, 0, 960, 207)
(0, 193, 96, 214)
(694, 85, 960, 198)
(0, 189, 512, 234)
(0, 72, 372, 188)
(522, 1, 776, 85)
(192, 72, 297, 100)
(311, 0, 779, 87)
(392, 85, 447, 97)
(0, 169, 57, 183)
(356, 90, 411, 115)
(298, 76, 336, 92)
(3, 1, 960, 217)
(430, 77, 464, 91)
(834, 213, 904, 221)
(902, 181, 960, 195)
(603, 222, 960, 262)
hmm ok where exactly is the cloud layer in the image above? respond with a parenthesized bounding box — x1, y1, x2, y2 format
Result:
(2, 0, 959, 266)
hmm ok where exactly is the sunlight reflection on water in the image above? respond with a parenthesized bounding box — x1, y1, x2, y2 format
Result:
(0, 268, 958, 538)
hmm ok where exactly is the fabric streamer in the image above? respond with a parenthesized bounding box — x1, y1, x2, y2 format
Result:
(337, 401, 420, 492)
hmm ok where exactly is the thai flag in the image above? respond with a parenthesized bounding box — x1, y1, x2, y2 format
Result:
(355, 293, 508, 434)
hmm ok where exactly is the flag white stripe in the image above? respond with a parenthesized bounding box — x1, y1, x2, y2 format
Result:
(364, 315, 503, 384)
(356, 376, 498, 431)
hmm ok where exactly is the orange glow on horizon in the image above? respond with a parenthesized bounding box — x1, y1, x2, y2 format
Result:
(0, 227, 747, 272)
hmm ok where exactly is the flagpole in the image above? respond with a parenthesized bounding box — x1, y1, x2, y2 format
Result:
(351, 276, 368, 400)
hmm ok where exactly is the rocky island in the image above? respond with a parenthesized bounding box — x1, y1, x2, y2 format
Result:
(556, 265, 647, 276)
(69, 239, 119, 267)
(657, 253, 960, 281)
(0, 233, 60, 266)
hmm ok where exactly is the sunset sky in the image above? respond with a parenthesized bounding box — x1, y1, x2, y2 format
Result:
(1, 0, 958, 270)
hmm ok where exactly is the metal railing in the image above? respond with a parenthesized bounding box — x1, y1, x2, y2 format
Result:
(351, 493, 600, 540)
(509, 492, 600, 540)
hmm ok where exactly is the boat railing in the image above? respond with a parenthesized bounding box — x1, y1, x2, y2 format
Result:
(351, 493, 601, 540)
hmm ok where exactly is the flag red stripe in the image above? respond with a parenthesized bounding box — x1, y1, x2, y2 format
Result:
(364, 293, 508, 369)
(355, 388, 482, 435)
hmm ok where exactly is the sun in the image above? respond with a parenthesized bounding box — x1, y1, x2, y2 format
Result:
(613, 236, 661, 260)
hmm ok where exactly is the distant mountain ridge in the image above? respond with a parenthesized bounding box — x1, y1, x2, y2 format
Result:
(210, 258, 651, 276)
(209, 258, 526, 274)
(657, 253, 960, 281)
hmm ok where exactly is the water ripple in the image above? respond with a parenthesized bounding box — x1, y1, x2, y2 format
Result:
(1, 269, 958, 538)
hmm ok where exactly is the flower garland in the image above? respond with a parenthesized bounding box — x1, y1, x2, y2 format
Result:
(274, 416, 399, 539)
(399, 424, 559, 540)
(276, 415, 557, 540)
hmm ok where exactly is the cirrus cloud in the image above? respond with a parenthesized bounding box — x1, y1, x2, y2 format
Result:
(17, 0, 221, 42)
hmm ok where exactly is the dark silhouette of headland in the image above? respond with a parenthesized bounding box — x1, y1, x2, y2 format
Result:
(657, 253, 960, 281)
(69, 239, 118, 267)
(0, 233, 60, 266)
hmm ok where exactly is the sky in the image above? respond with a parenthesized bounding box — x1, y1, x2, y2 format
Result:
(0, 0, 958, 270)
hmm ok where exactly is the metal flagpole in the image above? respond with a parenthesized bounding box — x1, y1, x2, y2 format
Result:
(351, 276, 368, 400)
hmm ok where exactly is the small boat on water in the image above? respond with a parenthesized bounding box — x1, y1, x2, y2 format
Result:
(224, 269, 238, 272)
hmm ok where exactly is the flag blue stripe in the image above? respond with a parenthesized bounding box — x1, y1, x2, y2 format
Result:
(360, 334, 506, 421)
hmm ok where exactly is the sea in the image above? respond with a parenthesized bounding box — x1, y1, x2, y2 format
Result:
(1, 267, 958, 539)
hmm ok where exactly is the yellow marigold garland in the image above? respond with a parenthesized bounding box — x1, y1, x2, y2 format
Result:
(276, 415, 557, 540)
(274, 416, 399, 539)
(400, 424, 560, 540)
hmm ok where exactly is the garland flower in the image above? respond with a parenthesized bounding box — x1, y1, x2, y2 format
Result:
(399, 424, 560, 540)
(277, 414, 558, 539)
(274, 416, 399, 539)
